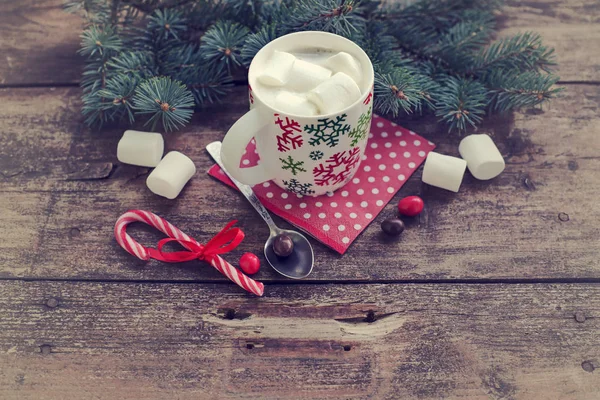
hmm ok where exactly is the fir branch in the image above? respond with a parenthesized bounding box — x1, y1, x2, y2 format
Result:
(96, 74, 139, 124)
(374, 68, 437, 116)
(281, 0, 366, 38)
(200, 20, 250, 71)
(107, 51, 158, 78)
(147, 8, 188, 40)
(241, 23, 279, 67)
(79, 25, 123, 58)
(133, 76, 195, 132)
(435, 77, 487, 132)
(468, 32, 556, 75)
(484, 70, 562, 113)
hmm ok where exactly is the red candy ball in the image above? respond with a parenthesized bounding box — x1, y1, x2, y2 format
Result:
(398, 196, 424, 217)
(239, 252, 260, 275)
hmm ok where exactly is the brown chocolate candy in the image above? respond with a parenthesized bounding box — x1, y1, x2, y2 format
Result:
(273, 234, 294, 257)
(381, 217, 405, 236)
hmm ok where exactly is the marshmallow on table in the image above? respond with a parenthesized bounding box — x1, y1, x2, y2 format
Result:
(307, 72, 361, 115)
(458, 134, 505, 180)
(257, 51, 296, 87)
(422, 151, 467, 192)
(117, 130, 164, 167)
(274, 91, 319, 116)
(146, 151, 196, 199)
(324, 52, 362, 85)
(285, 59, 332, 91)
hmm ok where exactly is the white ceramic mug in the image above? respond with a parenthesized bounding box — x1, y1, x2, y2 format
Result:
(220, 31, 374, 196)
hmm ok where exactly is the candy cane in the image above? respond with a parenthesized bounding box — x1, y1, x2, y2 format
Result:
(114, 210, 264, 296)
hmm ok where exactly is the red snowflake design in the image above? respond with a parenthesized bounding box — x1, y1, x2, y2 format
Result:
(313, 147, 361, 186)
(275, 114, 303, 152)
(248, 84, 254, 104)
(363, 91, 373, 105)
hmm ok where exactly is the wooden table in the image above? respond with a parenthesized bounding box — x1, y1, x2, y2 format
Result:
(1, 1, 599, 399)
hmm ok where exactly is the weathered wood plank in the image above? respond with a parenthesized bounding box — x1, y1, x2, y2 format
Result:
(0, 0, 82, 86)
(0, 0, 599, 85)
(1, 85, 599, 281)
(0, 281, 598, 399)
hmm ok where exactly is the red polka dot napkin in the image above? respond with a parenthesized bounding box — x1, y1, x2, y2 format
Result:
(208, 115, 435, 254)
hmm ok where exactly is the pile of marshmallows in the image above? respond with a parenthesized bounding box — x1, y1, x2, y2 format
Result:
(117, 130, 196, 199)
(422, 134, 505, 192)
(258, 50, 362, 115)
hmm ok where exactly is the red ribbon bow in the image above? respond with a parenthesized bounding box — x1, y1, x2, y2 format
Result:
(147, 221, 244, 263)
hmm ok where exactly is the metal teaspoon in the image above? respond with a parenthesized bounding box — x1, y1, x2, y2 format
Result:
(206, 141, 314, 279)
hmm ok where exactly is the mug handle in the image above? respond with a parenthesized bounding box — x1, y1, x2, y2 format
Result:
(220, 108, 275, 185)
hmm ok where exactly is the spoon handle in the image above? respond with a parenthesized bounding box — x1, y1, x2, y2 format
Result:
(206, 141, 279, 234)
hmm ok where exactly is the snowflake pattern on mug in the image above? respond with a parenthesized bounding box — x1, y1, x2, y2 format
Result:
(280, 155, 306, 175)
(283, 179, 315, 195)
(305, 114, 351, 148)
(275, 115, 303, 152)
(313, 147, 361, 186)
(309, 150, 324, 160)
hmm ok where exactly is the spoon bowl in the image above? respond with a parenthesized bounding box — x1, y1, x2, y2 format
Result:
(264, 229, 314, 279)
(206, 141, 315, 279)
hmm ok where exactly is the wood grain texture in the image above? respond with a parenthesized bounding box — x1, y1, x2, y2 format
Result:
(1, 85, 599, 281)
(0, 0, 82, 86)
(0, 0, 599, 85)
(0, 281, 598, 400)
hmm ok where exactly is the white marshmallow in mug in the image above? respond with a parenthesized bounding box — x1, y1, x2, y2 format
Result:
(458, 134, 505, 180)
(422, 151, 467, 193)
(324, 52, 362, 85)
(146, 151, 196, 199)
(307, 72, 361, 115)
(285, 59, 332, 91)
(117, 130, 164, 167)
(257, 51, 296, 87)
(274, 91, 319, 116)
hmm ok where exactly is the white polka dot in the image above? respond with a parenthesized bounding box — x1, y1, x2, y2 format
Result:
(338, 225, 346, 232)
(361, 201, 368, 208)
(354, 224, 362, 230)
(296, 194, 303, 198)
(357, 189, 364, 195)
(263, 182, 270, 187)
(393, 164, 401, 170)
(389, 152, 397, 158)
(346, 202, 353, 207)
(326, 192, 334, 197)
(398, 174, 406, 181)
(428, 141, 435, 146)
(331, 202, 338, 208)
(370, 142, 378, 149)
(418, 151, 426, 157)
(266, 192, 273, 198)
(381, 132, 388, 137)
(366, 213, 373, 219)
(384, 142, 392, 148)
(304, 213, 311, 219)
(395, 131, 402, 137)
(335, 212, 342, 218)
(254, 148, 259, 154)
(316, 202, 322, 207)
(404, 151, 411, 158)
(319, 213, 326, 219)
(374, 154, 382, 160)
(378, 164, 386, 171)
(408, 162, 416, 168)
(350, 212, 357, 219)
(372, 188, 379, 194)
(383, 176, 390, 182)
(342, 237, 350, 244)
(368, 133, 374, 139)
(400, 141, 407, 146)
(377, 122, 384, 127)
(376, 200, 384, 206)
(361, 155, 367, 161)
(391, 122, 397, 126)
(352, 178, 360, 184)
(368, 177, 375, 183)
(409, 131, 416, 135)
(364, 165, 371, 172)
(323, 224, 330, 231)
(284, 204, 292, 210)
(299, 202, 307, 208)
(242, 159, 250, 165)
(219, 169, 225, 174)
(387, 187, 395, 193)
(281, 192, 288, 199)
(243, 149, 247, 155)
(414, 140, 421, 146)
